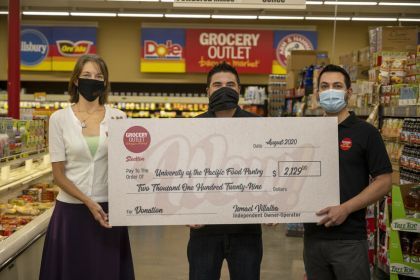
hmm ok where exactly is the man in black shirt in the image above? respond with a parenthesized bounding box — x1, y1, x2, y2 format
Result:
(187, 62, 262, 280)
(303, 64, 392, 280)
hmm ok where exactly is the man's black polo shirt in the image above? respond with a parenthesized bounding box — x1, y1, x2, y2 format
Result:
(304, 111, 392, 240)
(190, 106, 262, 236)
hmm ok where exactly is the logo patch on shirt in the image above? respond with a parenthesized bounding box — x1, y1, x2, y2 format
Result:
(340, 137, 352, 151)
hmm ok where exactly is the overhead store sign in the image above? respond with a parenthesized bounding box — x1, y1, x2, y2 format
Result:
(140, 28, 317, 74)
(21, 26, 97, 72)
(272, 31, 317, 74)
(21, 27, 52, 71)
(174, 0, 306, 9)
(186, 29, 272, 74)
(140, 28, 186, 73)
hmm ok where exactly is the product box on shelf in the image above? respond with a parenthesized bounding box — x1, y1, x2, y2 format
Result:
(391, 184, 420, 232)
(339, 53, 353, 67)
(358, 47, 371, 67)
(390, 229, 420, 279)
(390, 184, 420, 278)
(286, 70, 299, 89)
(286, 50, 328, 71)
(375, 26, 418, 53)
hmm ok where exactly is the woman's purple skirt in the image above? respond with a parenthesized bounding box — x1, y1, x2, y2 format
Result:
(39, 200, 135, 280)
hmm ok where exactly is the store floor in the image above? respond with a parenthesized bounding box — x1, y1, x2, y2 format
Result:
(129, 224, 305, 280)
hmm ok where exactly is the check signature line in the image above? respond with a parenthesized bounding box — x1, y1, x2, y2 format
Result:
(154, 176, 272, 179)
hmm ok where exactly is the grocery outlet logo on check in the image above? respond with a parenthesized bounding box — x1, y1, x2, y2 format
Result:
(123, 126, 151, 153)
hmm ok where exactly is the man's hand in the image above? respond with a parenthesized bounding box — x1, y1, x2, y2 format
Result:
(316, 204, 350, 227)
(187, 225, 205, 229)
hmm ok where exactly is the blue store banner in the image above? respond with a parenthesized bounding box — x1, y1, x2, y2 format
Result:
(21, 25, 97, 72)
(21, 26, 53, 71)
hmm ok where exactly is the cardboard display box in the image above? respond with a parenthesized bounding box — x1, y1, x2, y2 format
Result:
(287, 50, 328, 71)
(390, 184, 420, 280)
(286, 70, 299, 89)
(376, 26, 418, 53)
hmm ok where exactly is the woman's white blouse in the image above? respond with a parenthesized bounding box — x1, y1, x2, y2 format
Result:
(49, 105, 126, 204)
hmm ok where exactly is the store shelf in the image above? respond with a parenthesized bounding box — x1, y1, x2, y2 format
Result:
(303, 107, 374, 117)
(0, 149, 47, 168)
(352, 107, 373, 117)
(304, 108, 323, 116)
(0, 93, 247, 105)
(0, 165, 52, 196)
(285, 95, 304, 99)
(383, 106, 420, 118)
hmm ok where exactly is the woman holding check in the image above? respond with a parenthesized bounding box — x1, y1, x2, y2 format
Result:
(39, 54, 135, 280)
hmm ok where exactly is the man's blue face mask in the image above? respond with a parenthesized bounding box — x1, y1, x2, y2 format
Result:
(319, 89, 347, 113)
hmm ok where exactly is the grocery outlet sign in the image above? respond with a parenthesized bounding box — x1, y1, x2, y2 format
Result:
(140, 27, 317, 74)
(21, 26, 97, 71)
(174, 0, 306, 9)
(186, 29, 273, 73)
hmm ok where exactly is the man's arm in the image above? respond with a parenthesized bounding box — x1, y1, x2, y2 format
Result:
(318, 173, 392, 227)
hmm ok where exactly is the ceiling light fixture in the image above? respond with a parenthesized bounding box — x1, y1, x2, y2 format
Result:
(258, 15, 305, 20)
(165, 14, 211, 18)
(324, 1, 377, 5)
(70, 12, 117, 17)
(306, 1, 324, 4)
(22, 11, 70, 16)
(352, 17, 398, 21)
(212, 15, 258, 19)
(379, 2, 420, 6)
(398, 18, 420, 21)
(305, 16, 351, 20)
(118, 13, 164, 17)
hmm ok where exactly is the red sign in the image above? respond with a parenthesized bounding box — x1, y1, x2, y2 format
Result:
(123, 126, 151, 154)
(185, 29, 273, 74)
(340, 137, 353, 151)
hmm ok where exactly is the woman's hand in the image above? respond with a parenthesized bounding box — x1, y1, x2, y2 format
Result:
(86, 199, 111, 228)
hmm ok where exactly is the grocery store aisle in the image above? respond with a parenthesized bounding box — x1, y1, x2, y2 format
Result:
(129, 224, 305, 280)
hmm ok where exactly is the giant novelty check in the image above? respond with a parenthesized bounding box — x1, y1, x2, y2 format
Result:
(108, 118, 339, 226)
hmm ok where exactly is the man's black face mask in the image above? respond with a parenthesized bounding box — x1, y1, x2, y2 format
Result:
(208, 87, 239, 112)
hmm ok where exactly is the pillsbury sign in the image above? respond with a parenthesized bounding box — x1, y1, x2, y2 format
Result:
(21, 29, 49, 66)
